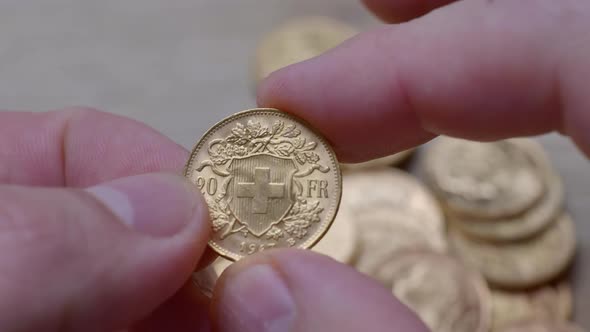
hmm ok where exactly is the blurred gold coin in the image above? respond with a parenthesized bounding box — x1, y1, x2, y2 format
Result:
(500, 321, 585, 332)
(212, 257, 232, 276)
(451, 172, 563, 242)
(355, 210, 448, 277)
(312, 210, 358, 264)
(340, 149, 414, 170)
(491, 283, 573, 331)
(384, 251, 491, 332)
(449, 214, 576, 289)
(452, 140, 564, 242)
(424, 138, 545, 219)
(192, 265, 219, 298)
(255, 16, 358, 82)
(340, 169, 447, 275)
(184, 108, 342, 261)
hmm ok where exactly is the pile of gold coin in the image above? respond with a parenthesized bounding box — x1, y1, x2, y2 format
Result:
(190, 15, 585, 332)
(315, 137, 580, 332)
(197, 136, 582, 332)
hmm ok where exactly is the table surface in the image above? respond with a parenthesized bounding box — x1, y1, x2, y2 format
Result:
(1, 0, 588, 327)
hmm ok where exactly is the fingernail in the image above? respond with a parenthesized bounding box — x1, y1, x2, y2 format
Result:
(217, 264, 295, 332)
(86, 174, 202, 237)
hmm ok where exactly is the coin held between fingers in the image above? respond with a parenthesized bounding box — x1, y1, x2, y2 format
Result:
(184, 108, 342, 261)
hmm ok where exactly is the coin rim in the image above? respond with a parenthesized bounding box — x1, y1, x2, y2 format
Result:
(449, 214, 577, 289)
(423, 138, 546, 219)
(184, 108, 343, 261)
(386, 250, 492, 332)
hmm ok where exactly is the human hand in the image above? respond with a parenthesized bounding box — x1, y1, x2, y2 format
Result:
(257, 0, 590, 161)
(0, 108, 428, 332)
(0, 108, 214, 332)
(211, 1, 590, 332)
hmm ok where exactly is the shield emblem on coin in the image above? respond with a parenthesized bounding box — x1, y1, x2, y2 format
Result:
(228, 155, 297, 237)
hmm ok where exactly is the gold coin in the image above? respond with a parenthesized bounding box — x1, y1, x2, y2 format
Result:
(491, 283, 573, 331)
(312, 208, 358, 264)
(452, 140, 564, 242)
(192, 257, 233, 298)
(255, 16, 358, 82)
(340, 149, 414, 170)
(500, 321, 585, 332)
(185, 108, 342, 261)
(212, 257, 233, 276)
(449, 214, 576, 289)
(340, 169, 447, 275)
(355, 210, 448, 276)
(424, 138, 545, 219)
(192, 265, 219, 298)
(383, 251, 491, 332)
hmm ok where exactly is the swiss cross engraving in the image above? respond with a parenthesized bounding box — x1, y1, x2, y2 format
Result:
(195, 119, 331, 245)
(236, 167, 285, 214)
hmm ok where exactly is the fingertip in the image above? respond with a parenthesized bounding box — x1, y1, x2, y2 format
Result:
(257, 32, 434, 162)
(213, 249, 428, 332)
(87, 173, 210, 240)
(361, 0, 457, 23)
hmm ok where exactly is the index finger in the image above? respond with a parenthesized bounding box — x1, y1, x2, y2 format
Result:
(258, 0, 589, 162)
(0, 108, 188, 187)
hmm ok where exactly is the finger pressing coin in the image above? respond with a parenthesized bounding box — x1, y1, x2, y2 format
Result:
(192, 18, 582, 328)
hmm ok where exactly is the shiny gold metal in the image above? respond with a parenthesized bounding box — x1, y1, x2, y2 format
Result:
(500, 321, 585, 332)
(192, 265, 219, 298)
(340, 169, 447, 275)
(185, 108, 342, 261)
(340, 149, 414, 170)
(192, 257, 233, 298)
(212, 257, 233, 276)
(449, 214, 576, 289)
(424, 138, 545, 219)
(312, 208, 358, 264)
(451, 139, 563, 242)
(385, 251, 491, 332)
(254, 16, 358, 82)
(491, 283, 573, 331)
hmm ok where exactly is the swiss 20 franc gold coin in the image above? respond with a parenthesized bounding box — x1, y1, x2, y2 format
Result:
(384, 251, 491, 332)
(185, 108, 342, 261)
(340, 169, 447, 275)
(451, 139, 563, 242)
(492, 283, 573, 331)
(449, 214, 576, 289)
(424, 138, 545, 219)
(340, 149, 414, 170)
(255, 16, 358, 82)
(500, 321, 585, 332)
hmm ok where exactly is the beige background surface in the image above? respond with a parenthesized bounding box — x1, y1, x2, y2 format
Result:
(0, 0, 588, 327)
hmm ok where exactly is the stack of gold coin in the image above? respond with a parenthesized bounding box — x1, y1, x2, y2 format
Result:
(421, 137, 578, 331)
(331, 168, 491, 332)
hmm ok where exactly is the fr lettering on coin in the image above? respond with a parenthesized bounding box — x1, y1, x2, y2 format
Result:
(1, 1, 590, 332)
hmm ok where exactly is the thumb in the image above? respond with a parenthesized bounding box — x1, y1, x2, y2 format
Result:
(0, 173, 210, 332)
(212, 249, 429, 332)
